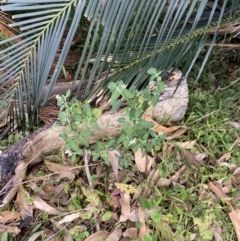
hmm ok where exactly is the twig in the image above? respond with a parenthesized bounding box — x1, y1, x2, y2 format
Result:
(218, 78, 240, 91)
(84, 149, 92, 188)
(187, 109, 220, 125)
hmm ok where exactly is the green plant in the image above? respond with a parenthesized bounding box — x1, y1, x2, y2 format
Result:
(57, 68, 166, 167)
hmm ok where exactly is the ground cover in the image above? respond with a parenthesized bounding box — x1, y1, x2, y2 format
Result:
(0, 49, 239, 241)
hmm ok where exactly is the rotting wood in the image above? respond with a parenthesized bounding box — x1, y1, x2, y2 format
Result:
(0, 77, 188, 206)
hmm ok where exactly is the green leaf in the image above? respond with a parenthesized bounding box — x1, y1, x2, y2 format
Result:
(66, 89, 71, 98)
(81, 128, 92, 138)
(111, 91, 121, 103)
(122, 89, 135, 99)
(101, 211, 112, 221)
(158, 81, 165, 93)
(117, 117, 126, 123)
(151, 212, 162, 223)
(0, 232, 8, 241)
(82, 102, 92, 117)
(93, 153, 101, 161)
(112, 99, 121, 111)
(90, 120, 100, 131)
(108, 82, 117, 91)
(70, 142, 80, 152)
(139, 119, 154, 128)
(91, 108, 102, 120)
(152, 95, 159, 107)
(150, 75, 157, 82)
(30, 223, 42, 234)
(147, 68, 158, 75)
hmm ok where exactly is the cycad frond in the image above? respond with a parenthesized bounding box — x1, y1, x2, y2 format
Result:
(0, 0, 85, 130)
(0, 0, 239, 131)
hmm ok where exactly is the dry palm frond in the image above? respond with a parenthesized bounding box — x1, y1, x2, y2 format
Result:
(39, 106, 59, 126)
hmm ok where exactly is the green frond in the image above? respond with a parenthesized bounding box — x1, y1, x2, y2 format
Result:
(0, 0, 86, 130)
(0, 0, 240, 132)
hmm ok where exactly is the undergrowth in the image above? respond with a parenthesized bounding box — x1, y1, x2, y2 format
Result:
(0, 50, 240, 241)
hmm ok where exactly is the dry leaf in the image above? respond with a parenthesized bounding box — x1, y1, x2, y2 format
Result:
(180, 149, 200, 167)
(15, 185, 33, 220)
(119, 193, 131, 222)
(84, 231, 108, 241)
(108, 150, 120, 179)
(0, 225, 21, 234)
(0, 211, 20, 223)
(146, 155, 156, 175)
(45, 160, 80, 181)
(157, 177, 172, 187)
(208, 182, 240, 240)
(111, 212, 119, 221)
(28, 231, 44, 241)
(109, 195, 120, 208)
(128, 208, 139, 222)
(122, 227, 138, 238)
(174, 140, 196, 149)
(166, 126, 188, 140)
(33, 196, 59, 215)
(195, 152, 207, 162)
(212, 225, 223, 241)
(106, 226, 122, 241)
(134, 148, 147, 173)
(138, 206, 149, 238)
(170, 165, 186, 183)
(30, 182, 49, 200)
(230, 121, 240, 129)
(216, 153, 231, 163)
(58, 213, 80, 225)
(143, 115, 177, 133)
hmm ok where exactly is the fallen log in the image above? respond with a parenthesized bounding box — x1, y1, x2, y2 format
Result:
(0, 77, 188, 206)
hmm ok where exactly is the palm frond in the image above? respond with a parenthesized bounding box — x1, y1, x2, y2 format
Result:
(0, 0, 85, 130)
(0, 0, 240, 131)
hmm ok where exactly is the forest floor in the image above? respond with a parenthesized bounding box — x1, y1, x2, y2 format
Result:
(0, 48, 240, 241)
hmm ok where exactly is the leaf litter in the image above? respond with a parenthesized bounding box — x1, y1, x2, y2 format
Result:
(1, 93, 240, 240)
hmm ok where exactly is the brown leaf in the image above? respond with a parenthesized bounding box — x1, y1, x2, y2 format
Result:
(119, 193, 131, 222)
(174, 140, 196, 149)
(33, 196, 59, 215)
(84, 231, 108, 241)
(45, 160, 79, 174)
(128, 208, 139, 222)
(170, 165, 186, 183)
(30, 182, 49, 200)
(146, 155, 156, 175)
(15, 185, 33, 220)
(143, 115, 177, 133)
(28, 231, 44, 241)
(122, 227, 138, 238)
(109, 195, 120, 208)
(216, 153, 231, 163)
(180, 149, 200, 167)
(106, 226, 122, 241)
(58, 213, 80, 225)
(0, 225, 21, 234)
(157, 178, 172, 187)
(0, 211, 20, 223)
(166, 126, 188, 140)
(108, 150, 120, 179)
(134, 148, 147, 173)
(208, 182, 240, 240)
(138, 206, 149, 238)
